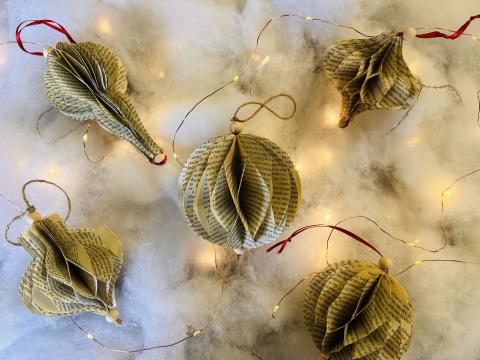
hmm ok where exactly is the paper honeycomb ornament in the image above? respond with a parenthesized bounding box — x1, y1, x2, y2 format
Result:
(18, 212, 123, 321)
(304, 259, 413, 360)
(324, 31, 422, 128)
(178, 132, 301, 251)
(43, 41, 165, 164)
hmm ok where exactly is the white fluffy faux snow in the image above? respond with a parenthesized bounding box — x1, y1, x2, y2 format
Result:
(1, 0, 480, 359)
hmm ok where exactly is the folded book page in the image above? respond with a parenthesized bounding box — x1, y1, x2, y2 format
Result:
(324, 32, 422, 128)
(18, 213, 123, 317)
(178, 133, 301, 249)
(44, 41, 163, 161)
(304, 260, 413, 360)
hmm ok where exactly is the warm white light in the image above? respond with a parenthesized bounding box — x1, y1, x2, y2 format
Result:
(97, 17, 112, 35)
(258, 55, 270, 69)
(305, 16, 313, 21)
(83, 134, 88, 142)
(250, 52, 259, 62)
(415, 260, 424, 265)
(295, 164, 301, 171)
(158, 71, 165, 79)
(324, 112, 338, 127)
(233, 75, 240, 82)
(406, 136, 421, 145)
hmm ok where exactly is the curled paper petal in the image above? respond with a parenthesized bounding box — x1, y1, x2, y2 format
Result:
(18, 213, 123, 317)
(44, 42, 164, 162)
(324, 32, 422, 127)
(178, 133, 301, 250)
(304, 260, 413, 360)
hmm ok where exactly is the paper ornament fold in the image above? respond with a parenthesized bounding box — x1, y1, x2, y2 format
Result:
(324, 31, 422, 128)
(304, 260, 413, 360)
(44, 41, 164, 163)
(18, 213, 123, 317)
(178, 133, 301, 250)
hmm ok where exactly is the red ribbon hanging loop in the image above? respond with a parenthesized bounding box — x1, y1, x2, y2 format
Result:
(266, 224, 383, 257)
(399, 14, 480, 40)
(16, 19, 76, 56)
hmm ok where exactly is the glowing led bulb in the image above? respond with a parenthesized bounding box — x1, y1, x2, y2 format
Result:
(295, 164, 301, 171)
(442, 188, 452, 200)
(173, 153, 178, 159)
(97, 17, 112, 35)
(305, 16, 313, 21)
(415, 260, 424, 265)
(406, 136, 421, 145)
(83, 133, 88, 142)
(273, 305, 279, 314)
(158, 71, 165, 79)
(86, 333, 94, 341)
(193, 330, 201, 336)
(233, 75, 240, 82)
(250, 52, 259, 62)
(259, 55, 270, 68)
(324, 212, 332, 221)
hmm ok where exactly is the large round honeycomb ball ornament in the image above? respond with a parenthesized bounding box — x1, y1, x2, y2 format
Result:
(178, 133, 301, 250)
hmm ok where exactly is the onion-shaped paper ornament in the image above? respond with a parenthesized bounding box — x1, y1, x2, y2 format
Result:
(18, 212, 123, 321)
(178, 131, 301, 250)
(304, 260, 413, 360)
(43, 41, 165, 164)
(324, 31, 422, 128)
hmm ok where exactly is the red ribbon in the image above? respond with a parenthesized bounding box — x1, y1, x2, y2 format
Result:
(266, 224, 383, 257)
(16, 19, 76, 56)
(398, 14, 480, 40)
(150, 154, 168, 166)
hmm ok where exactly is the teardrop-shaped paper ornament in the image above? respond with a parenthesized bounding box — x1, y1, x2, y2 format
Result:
(44, 42, 165, 164)
(304, 260, 413, 360)
(178, 133, 301, 250)
(18, 213, 123, 318)
(324, 31, 422, 128)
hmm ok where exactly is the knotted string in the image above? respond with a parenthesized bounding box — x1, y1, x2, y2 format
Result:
(16, 19, 76, 56)
(173, 93, 296, 166)
(230, 93, 296, 124)
(2, 179, 72, 246)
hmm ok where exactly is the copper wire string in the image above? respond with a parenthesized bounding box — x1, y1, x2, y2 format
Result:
(386, 83, 462, 134)
(171, 14, 369, 166)
(70, 244, 225, 353)
(82, 121, 110, 164)
(394, 259, 480, 277)
(250, 272, 318, 360)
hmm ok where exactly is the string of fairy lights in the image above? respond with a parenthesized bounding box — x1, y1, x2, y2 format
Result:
(0, 10, 480, 357)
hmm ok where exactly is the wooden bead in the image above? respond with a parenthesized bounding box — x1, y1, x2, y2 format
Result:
(43, 46, 53, 58)
(26, 211, 42, 224)
(234, 247, 246, 256)
(378, 257, 394, 271)
(403, 27, 417, 40)
(105, 308, 120, 323)
(230, 121, 244, 135)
